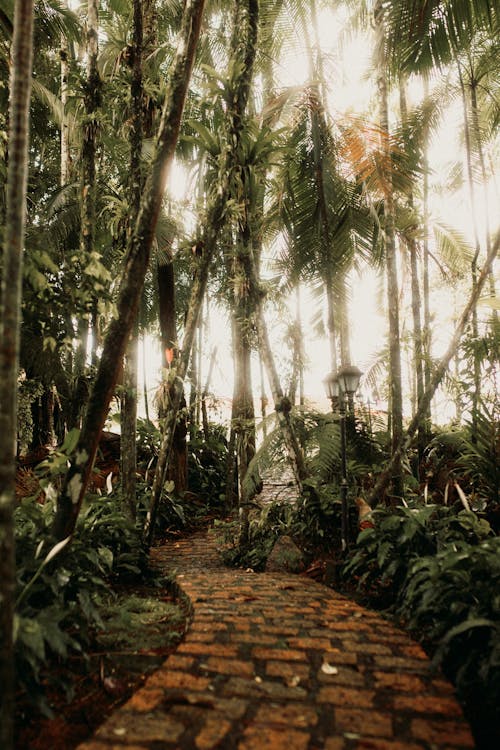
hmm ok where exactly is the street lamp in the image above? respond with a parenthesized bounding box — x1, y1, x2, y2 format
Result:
(323, 365, 363, 552)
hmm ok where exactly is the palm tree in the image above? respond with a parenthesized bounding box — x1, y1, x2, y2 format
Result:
(373, 0, 404, 499)
(369, 229, 500, 506)
(52, 0, 207, 541)
(145, 0, 260, 546)
(0, 2, 35, 746)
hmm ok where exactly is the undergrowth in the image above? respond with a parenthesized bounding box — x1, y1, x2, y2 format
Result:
(343, 502, 499, 750)
(14, 488, 172, 717)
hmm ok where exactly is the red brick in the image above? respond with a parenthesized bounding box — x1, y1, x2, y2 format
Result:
(373, 671, 425, 692)
(393, 694, 463, 717)
(341, 641, 392, 655)
(192, 619, 227, 631)
(288, 637, 332, 650)
(252, 647, 307, 661)
(324, 649, 358, 666)
(231, 633, 278, 645)
(165, 654, 195, 670)
(253, 703, 319, 727)
(317, 686, 375, 708)
(261, 625, 300, 635)
(147, 670, 211, 692)
(266, 661, 310, 681)
(335, 708, 393, 737)
(370, 656, 429, 671)
(238, 725, 310, 750)
(124, 687, 163, 712)
(201, 656, 254, 677)
(177, 642, 239, 657)
(411, 718, 474, 746)
(397, 643, 428, 659)
(324, 739, 346, 750)
(353, 740, 423, 750)
(195, 716, 232, 749)
(222, 676, 307, 701)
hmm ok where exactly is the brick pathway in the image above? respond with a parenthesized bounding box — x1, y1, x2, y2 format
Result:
(77, 528, 475, 750)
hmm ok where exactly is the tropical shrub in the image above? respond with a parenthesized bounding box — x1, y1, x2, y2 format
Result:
(342, 502, 499, 749)
(14, 487, 159, 713)
(342, 502, 492, 606)
(187, 423, 229, 505)
(215, 500, 292, 571)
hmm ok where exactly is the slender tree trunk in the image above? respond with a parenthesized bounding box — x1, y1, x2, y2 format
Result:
(196, 306, 203, 428)
(422, 78, 432, 432)
(0, 2, 34, 747)
(369, 231, 500, 507)
(253, 298, 309, 488)
(121, 330, 138, 517)
(232, 231, 257, 541)
(60, 6, 70, 186)
(142, 334, 150, 421)
(157, 259, 188, 493)
(189, 331, 198, 439)
(52, 0, 206, 541)
(338, 274, 351, 367)
(400, 80, 425, 470)
(144, 0, 259, 546)
(469, 70, 497, 332)
(303, 12, 341, 375)
(120, 0, 144, 515)
(201, 346, 217, 440)
(259, 353, 268, 435)
(458, 62, 482, 441)
(225, 414, 238, 509)
(376, 3, 403, 500)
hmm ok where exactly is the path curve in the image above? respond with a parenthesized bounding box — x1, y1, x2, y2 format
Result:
(77, 528, 475, 750)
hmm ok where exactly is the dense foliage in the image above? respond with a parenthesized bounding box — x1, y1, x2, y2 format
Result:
(343, 503, 500, 748)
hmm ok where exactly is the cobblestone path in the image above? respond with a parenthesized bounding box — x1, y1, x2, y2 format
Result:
(77, 527, 475, 750)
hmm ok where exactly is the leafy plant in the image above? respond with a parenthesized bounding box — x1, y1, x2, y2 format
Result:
(343, 501, 499, 748)
(215, 500, 292, 571)
(400, 537, 500, 749)
(187, 422, 229, 505)
(342, 502, 492, 607)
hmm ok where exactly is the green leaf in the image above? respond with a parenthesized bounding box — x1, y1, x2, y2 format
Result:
(61, 427, 81, 454)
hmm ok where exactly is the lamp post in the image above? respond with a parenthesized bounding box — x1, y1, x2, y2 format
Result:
(323, 365, 363, 552)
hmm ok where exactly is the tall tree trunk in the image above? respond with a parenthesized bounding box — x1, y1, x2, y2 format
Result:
(376, 2, 403, 500)
(52, 0, 206, 541)
(70, 0, 101, 430)
(142, 334, 151, 421)
(157, 259, 188, 493)
(120, 0, 144, 515)
(458, 61, 482, 441)
(469, 67, 498, 332)
(145, 0, 259, 546)
(121, 330, 138, 518)
(60, 5, 70, 186)
(232, 231, 257, 541)
(399, 80, 425, 470)
(368, 231, 500, 507)
(422, 77, 432, 432)
(253, 295, 309, 489)
(188, 330, 199, 439)
(0, 2, 34, 747)
(338, 275, 351, 367)
(303, 9, 341, 374)
(201, 346, 217, 440)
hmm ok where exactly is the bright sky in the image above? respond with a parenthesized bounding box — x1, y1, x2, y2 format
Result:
(137, 6, 498, 429)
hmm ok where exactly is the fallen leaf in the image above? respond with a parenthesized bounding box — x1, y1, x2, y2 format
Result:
(321, 662, 339, 675)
